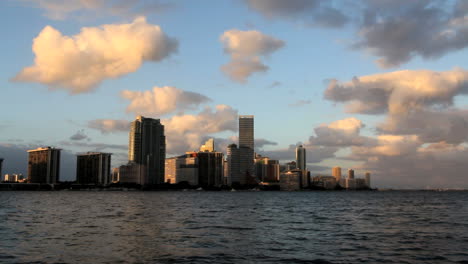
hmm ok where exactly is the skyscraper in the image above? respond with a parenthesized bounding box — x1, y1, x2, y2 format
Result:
(296, 145, 306, 171)
(238, 115, 255, 183)
(332, 166, 342, 182)
(76, 152, 112, 185)
(128, 116, 166, 185)
(200, 138, 215, 152)
(239, 115, 254, 150)
(27, 147, 61, 184)
(227, 144, 241, 185)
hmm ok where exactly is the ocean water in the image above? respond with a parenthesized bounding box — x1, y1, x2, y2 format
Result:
(0, 191, 467, 264)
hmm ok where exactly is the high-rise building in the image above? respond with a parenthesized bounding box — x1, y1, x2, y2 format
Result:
(227, 144, 241, 185)
(332, 167, 342, 182)
(254, 155, 280, 182)
(239, 115, 254, 150)
(119, 163, 145, 184)
(165, 155, 199, 185)
(365, 172, 371, 188)
(0, 158, 3, 179)
(128, 116, 166, 185)
(348, 169, 355, 179)
(76, 152, 112, 185)
(27, 147, 61, 184)
(196, 151, 224, 187)
(296, 145, 306, 171)
(200, 138, 215, 152)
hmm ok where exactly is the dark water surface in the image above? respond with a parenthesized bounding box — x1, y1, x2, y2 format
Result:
(0, 191, 467, 264)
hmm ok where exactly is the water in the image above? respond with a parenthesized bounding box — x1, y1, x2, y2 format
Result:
(0, 191, 467, 264)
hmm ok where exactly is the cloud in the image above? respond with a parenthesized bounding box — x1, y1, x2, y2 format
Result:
(354, 0, 468, 68)
(70, 130, 88, 141)
(261, 144, 338, 164)
(21, 0, 174, 20)
(121, 86, 211, 116)
(244, 0, 348, 28)
(13, 17, 178, 94)
(220, 29, 284, 82)
(289, 99, 311, 107)
(88, 119, 130, 134)
(324, 68, 468, 115)
(309, 117, 373, 147)
(163, 105, 238, 155)
(59, 141, 127, 151)
(255, 138, 278, 150)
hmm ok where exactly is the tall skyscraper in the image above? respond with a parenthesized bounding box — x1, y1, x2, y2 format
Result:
(227, 144, 241, 185)
(332, 167, 342, 182)
(27, 147, 61, 184)
(296, 145, 306, 171)
(238, 115, 255, 183)
(239, 115, 254, 150)
(76, 152, 112, 185)
(128, 116, 166, 185)
(200, 138, 215, 152)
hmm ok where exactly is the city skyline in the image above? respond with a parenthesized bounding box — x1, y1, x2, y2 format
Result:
(1, 1, 468, 189)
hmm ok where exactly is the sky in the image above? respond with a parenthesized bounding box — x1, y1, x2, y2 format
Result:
(1, 0, 468, 189)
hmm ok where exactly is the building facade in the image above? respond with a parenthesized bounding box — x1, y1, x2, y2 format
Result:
(226, 144, 241, 185)
(296, 145, 306, 171)
(165, 155, 199, 185)
(348, 169, 355, 179)
(27, 147, 61, 184)
(200, 138, 214, 152)
(119, 163, 145, 184)
(365, 172, 371, 188)
(0, 158, 3, 180)
(76, 152, 112, 185)
(128, 116, 166, 185)
(332, 167, 342, 182)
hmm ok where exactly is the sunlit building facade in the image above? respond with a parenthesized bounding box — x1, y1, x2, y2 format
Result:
(27, 147, 61, 184)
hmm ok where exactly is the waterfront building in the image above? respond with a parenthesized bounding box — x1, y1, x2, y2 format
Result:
(280, 170, 302, 191)
(348, 169, 355, 179)
(226, 144, 241, 185)
(165, 155, 198, 185)
(111, 168, 120, 183)
(355, 178, 367, 189)
(200, 138, 215, 152)
(239, 115, 255, 183)
(345, 178, 356, 189)
(76, 152, 111, 185)
(332, 167, 342, 182)
(0, 158, 3, 179)
(27, 147, 61, 184)
(119, 162, 145, 184)
(196, 151, 224, 187)
(296, 145, 306, 171)
(128, 116, 166, 185)
(311, 176, 337, 190)
(285, 161, 297, 171)
(365, 172, 371, 188)
(255, 155, 280, 182)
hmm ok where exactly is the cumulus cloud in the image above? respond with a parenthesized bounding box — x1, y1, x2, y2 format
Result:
(220, 29, 284, 82)
(310, 117, 373, 147)
(70, 130, 88, 141)
(13, 17, 178, 94)
(88, 119, 130, 134)
(244, 0, 348, 28)
(325, 68, 468, 115)
(163, 105, 238, 155)
(354, 0, 468, 68)
(121, 86, 211, 116)
(22, 0, 174, 20)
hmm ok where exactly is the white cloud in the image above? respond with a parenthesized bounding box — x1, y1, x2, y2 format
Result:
(13, 17, 178, 94)
(121, 86, 211, 116)
(220, 29, 284, 82)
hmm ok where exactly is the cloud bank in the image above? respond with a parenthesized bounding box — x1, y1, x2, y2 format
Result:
(13, 17, 178, 94)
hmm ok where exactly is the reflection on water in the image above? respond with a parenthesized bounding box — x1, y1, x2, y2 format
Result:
(0, 191, 467, 263)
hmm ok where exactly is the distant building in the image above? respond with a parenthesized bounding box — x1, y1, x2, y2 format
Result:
(239, 115, 254, 150)
(196, 151, 224, 187)
(296, 145, 306, 171)
(332, 167, 342, 182)
(226, 144, 241, 185)
(280, 170, 303, 191)
(345, 178, 356, 189)
(4, 173, 24, 183)
(76, 152, 111, 185)
(27, 147, 61, 184)
(119, 162, 145, 184)
(0, 158, 3, 179)
(239, 115, 255, 183)
(255, 155, 280, 182)
(285, 161, 297, 171)
(311, 176, 337, 190)
(165, 155, 198, 185)
(200, 138, 215, 152)
(111, 168, 120, 183)
(348, 169, 355, 179)
(128, 116, 166, 185)
(365, 172, 371, 188)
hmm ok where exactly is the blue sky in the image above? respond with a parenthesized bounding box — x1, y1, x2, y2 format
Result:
(1, 0, 468, 188)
